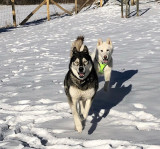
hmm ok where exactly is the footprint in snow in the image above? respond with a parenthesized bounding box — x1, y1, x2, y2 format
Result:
(16, 100, 31, 105)
(133, 103, 147, 109)
(52, 129, 69, 134)
(34, 80, 41, 83)
(25, 84, 32, 88)
(1, 78, 10, 82)
(34, 86, 42, 89)
(59, 90, 63, 94)
(148, 50, 154, 54)
(37, 98, 57, 104)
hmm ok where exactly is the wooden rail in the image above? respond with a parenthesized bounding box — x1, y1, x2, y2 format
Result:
(20, 0, 47, 25)
(50, 0, 72, 15)
(20, 0, 72, 25)
(79, 0, 90, 13)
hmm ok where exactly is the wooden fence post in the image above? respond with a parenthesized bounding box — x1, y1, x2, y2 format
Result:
(125, 0, 128, 18)
(20, 0, 47, 25)
(137, 0, 139, 16)
(131, 0, 135, 6)
(75, 0, 77, 14)
(11, 0, 16, 27)
(121, 0, 124, 18)
(47, 0, 50, 21)
(100, 0, 103, 7)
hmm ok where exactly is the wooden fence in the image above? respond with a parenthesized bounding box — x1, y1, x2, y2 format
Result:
(5, 0, 140, 28)
(10, 0, 101, 27)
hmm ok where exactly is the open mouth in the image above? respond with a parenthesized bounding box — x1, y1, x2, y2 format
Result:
(103, 59, 108, 64)
(78, 72, 85, 78)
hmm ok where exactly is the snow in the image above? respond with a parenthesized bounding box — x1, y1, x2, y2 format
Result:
(0, 0, 160, 148)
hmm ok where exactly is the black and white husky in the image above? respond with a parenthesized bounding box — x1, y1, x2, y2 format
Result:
(64, 37, 98, 133)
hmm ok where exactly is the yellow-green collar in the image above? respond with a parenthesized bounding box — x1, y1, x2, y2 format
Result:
(99, 62, 107, 73)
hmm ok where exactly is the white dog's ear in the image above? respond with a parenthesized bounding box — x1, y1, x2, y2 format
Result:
(106, 38, 112, 45)
(97, 39, 103, 46)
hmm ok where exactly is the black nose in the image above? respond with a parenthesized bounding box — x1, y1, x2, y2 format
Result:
(79, 66, 84, 72)
(104, 55, 107, 59)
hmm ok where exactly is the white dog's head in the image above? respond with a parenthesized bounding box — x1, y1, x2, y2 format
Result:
(96, 38, 113, 64)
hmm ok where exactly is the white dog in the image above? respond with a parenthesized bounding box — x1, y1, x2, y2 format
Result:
(91, 38, 113, 91)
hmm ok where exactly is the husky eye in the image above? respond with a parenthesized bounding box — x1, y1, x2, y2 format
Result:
(74, 61, 79, 66)
(83, 61, 88, 66)
(101, 50, 103, 52)
(107, 49, 109, 52)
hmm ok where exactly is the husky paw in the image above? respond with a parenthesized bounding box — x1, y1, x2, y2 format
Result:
(75, 125, 83, 133)
(77, 126, 83, 133)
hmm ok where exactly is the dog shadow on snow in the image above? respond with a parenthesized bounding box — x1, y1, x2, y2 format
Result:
(88, 69, 138, 135)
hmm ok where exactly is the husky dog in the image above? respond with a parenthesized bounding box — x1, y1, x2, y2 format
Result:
(91, 38, 113, 91)
(64, 37, 98, 133)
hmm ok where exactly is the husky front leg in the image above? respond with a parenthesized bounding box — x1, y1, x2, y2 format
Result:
(83, 99, 92, 120)
(71, 100, 83, 133)
(79, 100, 85, 118)
(104, 65, 112, 92)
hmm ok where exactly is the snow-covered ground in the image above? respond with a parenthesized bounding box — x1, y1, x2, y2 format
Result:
(0, 1, 160, 148)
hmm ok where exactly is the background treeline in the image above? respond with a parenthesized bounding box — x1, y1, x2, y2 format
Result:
(0, 0, 95, 5)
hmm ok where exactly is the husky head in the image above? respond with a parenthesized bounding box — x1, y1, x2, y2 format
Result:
(70, 46, 93, 80)
(96, 38, 113, 64)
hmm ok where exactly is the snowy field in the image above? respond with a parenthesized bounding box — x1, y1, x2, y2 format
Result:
(0, 4, 74, 28)
(0, 1, 160, 149)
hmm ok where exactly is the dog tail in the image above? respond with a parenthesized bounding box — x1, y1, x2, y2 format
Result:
(74, 36, 84, 51)
(70, 36, 84, 57)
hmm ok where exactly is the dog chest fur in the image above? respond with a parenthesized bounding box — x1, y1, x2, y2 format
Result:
(69, 86, 95, 100)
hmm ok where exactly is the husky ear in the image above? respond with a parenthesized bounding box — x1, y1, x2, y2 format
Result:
(106, 38, 112, 45)
(97, 39, 103, 46)
(72, 47, 78, 55)
(83, 45, 89, 54)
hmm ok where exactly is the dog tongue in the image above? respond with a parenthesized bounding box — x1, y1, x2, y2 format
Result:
(79, 73, 84, 77)
(104, 60, 108, 63)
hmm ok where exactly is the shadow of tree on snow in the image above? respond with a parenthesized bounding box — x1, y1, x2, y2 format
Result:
(129, 8, 150, 17)
(88, 69, 138, 135)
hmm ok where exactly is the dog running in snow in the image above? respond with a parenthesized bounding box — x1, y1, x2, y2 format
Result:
(91, 38, 113, 91)
(64, 36, 98, 133)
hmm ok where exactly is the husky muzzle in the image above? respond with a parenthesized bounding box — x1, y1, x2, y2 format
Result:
(78, 66, 85, 78)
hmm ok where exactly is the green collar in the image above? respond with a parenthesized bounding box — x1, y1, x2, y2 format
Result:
(99, 62, 107, 73)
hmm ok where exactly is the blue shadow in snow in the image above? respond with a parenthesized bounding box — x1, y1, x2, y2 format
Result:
(0, 26, 15, 33)
(88, 69, 138, 135)
(129, 8, 150, 17)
